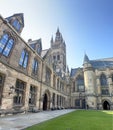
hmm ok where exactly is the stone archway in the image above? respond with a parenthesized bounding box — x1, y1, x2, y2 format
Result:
(43, 90, 51, 111)
(43, 93, 48, 110)
(103, 100, 110, 110)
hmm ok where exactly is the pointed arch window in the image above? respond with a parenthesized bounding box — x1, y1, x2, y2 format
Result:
(0, 33, 14, 56)
(100, 74, 107, 87)
(76, 75, 84, 92)
(19, 49, 29, 68)
(46, 68, 51, 85)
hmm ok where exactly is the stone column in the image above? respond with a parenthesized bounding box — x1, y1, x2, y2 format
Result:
(24, 80, 30, 111)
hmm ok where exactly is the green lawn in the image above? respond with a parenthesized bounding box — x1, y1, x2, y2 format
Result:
(26, 110, 113, 130)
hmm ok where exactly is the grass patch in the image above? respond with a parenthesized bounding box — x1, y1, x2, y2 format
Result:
(26, 110, 113, 130)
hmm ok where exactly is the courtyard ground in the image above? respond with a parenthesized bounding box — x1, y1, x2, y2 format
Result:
(0, 109, 74, 130)
(27, 110, 113, 130)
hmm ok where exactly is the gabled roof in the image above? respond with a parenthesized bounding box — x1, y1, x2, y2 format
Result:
(29, 39, 42, 48)
(6, 13, 24, 27)
(41, 49, 49, 58)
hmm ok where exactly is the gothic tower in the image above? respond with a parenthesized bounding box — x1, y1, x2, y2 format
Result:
(83, 54, 97, 109)
(51, 28, 66, 77)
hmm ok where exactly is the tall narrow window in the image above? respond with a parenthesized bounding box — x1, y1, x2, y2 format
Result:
(52, 93, 55, 106)
(13, 19, 21, 31)
(76, 75, 84, 92)
(29, 85, 37, 105)
(57, 55, 60, 60)
(100, 74, 109, 95)
(0, 33, 14, 56)
(100, 74, 107, 86)
(57, 79, 59, 90)
(53, 75, 56, 88)
(46, 68, 51, 84)
(13, 79, 26, 105)
(53, 56, 56, 61)
(19, 49, 29, 68)
(32, 59, 38, 74)
(73, 81, 75, 92)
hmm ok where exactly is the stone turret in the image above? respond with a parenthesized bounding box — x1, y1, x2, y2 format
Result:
(83, 54, 97, 109)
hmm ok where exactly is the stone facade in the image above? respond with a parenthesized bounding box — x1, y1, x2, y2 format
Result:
(0, 14, 70, 114)
(71, 54, 113, 110)
(0, 13, 113, 115)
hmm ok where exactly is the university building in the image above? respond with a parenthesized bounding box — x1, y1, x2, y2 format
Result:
(0, 13, 112, 115)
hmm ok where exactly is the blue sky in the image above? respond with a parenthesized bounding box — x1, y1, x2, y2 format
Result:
(0, 0, 113, 69)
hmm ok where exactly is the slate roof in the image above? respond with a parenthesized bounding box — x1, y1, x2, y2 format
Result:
(90, 58, 113, 69)
(41, 49, 49, 58)
(70, 68, 79, 77)
(71, 57, 113, 77)
(6, 13, 24, 27)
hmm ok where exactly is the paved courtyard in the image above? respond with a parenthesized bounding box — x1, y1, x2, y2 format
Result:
(0, 109, 75, 130)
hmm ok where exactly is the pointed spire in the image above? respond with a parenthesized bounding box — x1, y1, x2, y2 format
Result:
(51, 35, 53, 43)
(67, 65, 70, 74)
(83, 53, 90, 64)
(56, 27, 60, 34)
(55, 27, 62, 42)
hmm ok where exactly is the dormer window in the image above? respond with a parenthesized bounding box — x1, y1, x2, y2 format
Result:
(37, 45, 41, 54)
(12, 19, 21, 31)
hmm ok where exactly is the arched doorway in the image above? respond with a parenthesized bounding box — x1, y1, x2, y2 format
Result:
(103, 101, 110, 110)
(42, 90, 51, 111)
(43, 93, 48, 110)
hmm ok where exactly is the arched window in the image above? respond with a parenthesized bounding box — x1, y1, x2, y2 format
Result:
(19, 49, 29, 68)
(46, 67, 51, 85)
(100, 74, 107, 86)
(76, 75, 84, 92)
(0, 33, 14, 56)
(32, 59, 38, 74)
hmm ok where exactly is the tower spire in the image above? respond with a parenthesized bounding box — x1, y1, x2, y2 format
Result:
(55, 27, 62, 42)
(56, 27, 60, 34)
(51, 35, 53, 43)
(83, 53, 90, 64)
